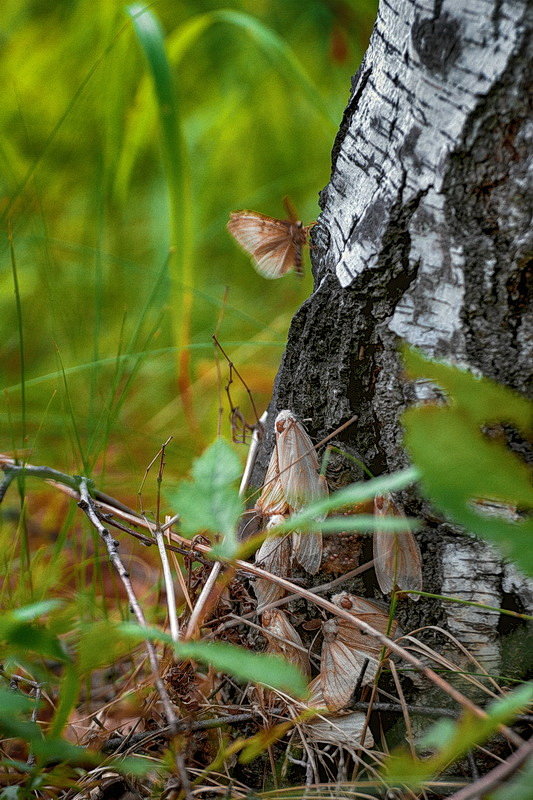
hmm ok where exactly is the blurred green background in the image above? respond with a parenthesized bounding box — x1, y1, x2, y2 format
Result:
(1, 0, 376, 500)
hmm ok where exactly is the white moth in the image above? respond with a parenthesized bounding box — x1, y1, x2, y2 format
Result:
(253, 516, 291, 609)
(256, 444, 288, 517)
(319, 593, 397, 712)
(303, 675, 374, 749)
(274, 410, 328, 574)
(373, 493, 422, 599)
(261, 608, 310, 679)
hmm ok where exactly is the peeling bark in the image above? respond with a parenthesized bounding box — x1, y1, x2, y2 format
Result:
(252, 0, 532, 675)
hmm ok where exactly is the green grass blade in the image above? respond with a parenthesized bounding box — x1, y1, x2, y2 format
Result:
(117, 8, 336, 198)
(126, 4, 193, 399)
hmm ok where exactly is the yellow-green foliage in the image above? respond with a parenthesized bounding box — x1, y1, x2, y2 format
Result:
(1, 0, 375, 487)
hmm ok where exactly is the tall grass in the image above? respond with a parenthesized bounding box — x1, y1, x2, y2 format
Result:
(0, 0, 374, 488)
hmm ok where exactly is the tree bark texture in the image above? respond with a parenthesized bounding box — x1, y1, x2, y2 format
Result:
(252, 0, 532, 677)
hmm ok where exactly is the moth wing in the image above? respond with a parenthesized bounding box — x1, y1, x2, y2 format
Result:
(292, 530, 322, 575)
(373, 494, 423, 599)
(262, 609, 310, 679)
(275, 413, 321, 512)
(321, 637, 369, 711)
(332, 592, 391, 623)
(373, 529, 423, 598)
(227, 212, 294, 279)
(395, 530, 423, 596)
(304, 712, 374, 750)
(254, 238, 298, 279)
(373, 528, 395, 595)
(257, 447, 288, 516)
(254, 531, 291, 609)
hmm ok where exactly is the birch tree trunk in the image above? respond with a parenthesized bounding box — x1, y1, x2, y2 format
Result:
(253, 0, 532, 677)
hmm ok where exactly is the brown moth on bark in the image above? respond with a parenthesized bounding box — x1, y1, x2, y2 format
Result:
(303, 676, 375, 750)
(261, 609, 311, 679)
(275, 409, 328, 574)
(253, 518, 291, 609)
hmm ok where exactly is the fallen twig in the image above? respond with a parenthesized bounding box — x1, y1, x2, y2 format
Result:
(445, 737, 533, 800)
(1, 455, 525, 750)
(102, 711, 262, 754)
(77, 478, 191, 797)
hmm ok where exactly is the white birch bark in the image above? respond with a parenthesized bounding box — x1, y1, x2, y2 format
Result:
(253, 0, 532, 674)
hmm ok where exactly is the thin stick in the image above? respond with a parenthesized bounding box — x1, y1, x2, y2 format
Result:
(102, 711, 261, 754)
(212, 334, 262, 429)
(211, 560, 375, 635)
(445, 738, 533, 800)
(185, 562, 222, 640)
(166, 530, 524, 747)
(184, 413, 264, 640)
(239, 410, 267, 495)
(77, 479, 191, 797)
(152, 437, 180, 642)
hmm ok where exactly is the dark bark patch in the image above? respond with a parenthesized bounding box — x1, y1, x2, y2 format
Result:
(329, 66, 372, 180)
(352, 196, 388, 245)
(398, 124, 423, 173)
(443, 25, 532, 392)
(411, 14, 461, 75)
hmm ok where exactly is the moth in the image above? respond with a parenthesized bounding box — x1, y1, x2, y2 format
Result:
(261, 609, 310, 679)
(275, 410, 328, 574)
(303, 675, 374, 749)
(227, 199, 312, 279)
(320, 593, 397, 712)
(253, 517, 291, 609)
(373, 493, 422, 599)
(256, 444, 289, 518)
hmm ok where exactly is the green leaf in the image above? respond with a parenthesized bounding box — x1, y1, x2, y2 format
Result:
(492, 755, 533, 800)
(76, 620, 133, 675)
(384, 682, 533, 788)
(0, 608, 67, 662)
(118, 623, 307, 698)
(403, 346, 531, 431)
(10, 600, 63, 622)
(168, 439, 242, 558)
(0, 689, 36, 716)
(402, 347, 533, 575)
(274, 468, 419, 530)
(31, 737, 97, 767)
(292, 514, 419, 534)
(177, 641, 307, 698)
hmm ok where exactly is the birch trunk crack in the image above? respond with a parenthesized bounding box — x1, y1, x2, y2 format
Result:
(251, 0, 532, 677)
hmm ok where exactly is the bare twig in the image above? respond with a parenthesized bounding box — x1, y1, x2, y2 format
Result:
(212, 334, 262, 438)
(184, 416, 265, 640)
(445, 738, 533, 800)
(77, 478, 191, 797)
(147, 437, 180, 642)
(102, 712, 262, 754)
(239, 410, 267, 496)
(185, 561, 223, 640)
